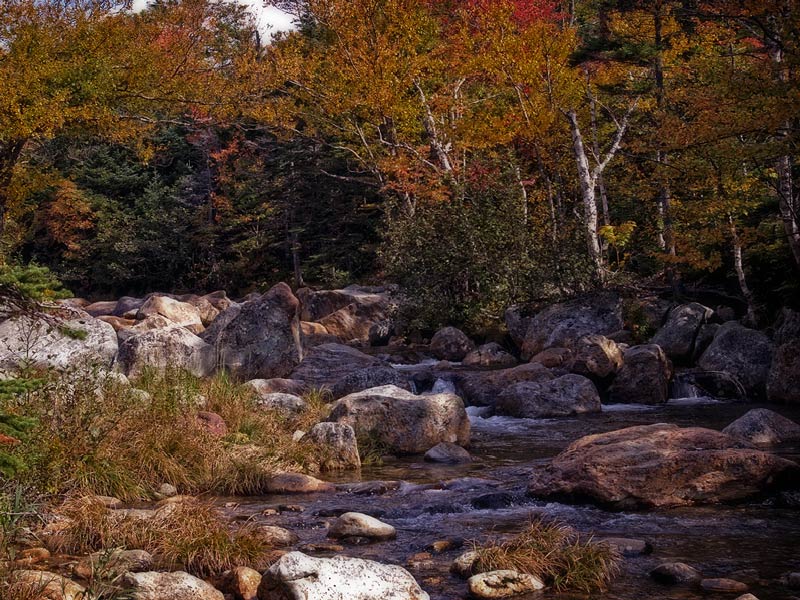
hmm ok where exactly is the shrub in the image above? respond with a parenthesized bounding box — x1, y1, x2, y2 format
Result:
(473, 518, 620, 593)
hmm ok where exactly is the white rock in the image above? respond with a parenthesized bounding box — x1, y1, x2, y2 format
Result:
(123, 571, 224, 600)
(328, 512, 396, 541)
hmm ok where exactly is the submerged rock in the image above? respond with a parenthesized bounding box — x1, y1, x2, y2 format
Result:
(722, 408, 800, 445)
(528, 423, 799, 509)
(650, 562, 702, 585)
(700, 578, 748, 593)
(328, 385, 470, 454)
(257, 551, 429, 600)
(496, 374, 601, 418)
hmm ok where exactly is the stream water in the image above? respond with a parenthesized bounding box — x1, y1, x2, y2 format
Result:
(221, 397, 800, 600)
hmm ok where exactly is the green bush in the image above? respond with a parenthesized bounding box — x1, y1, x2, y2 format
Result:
(0, 263, 71, 302)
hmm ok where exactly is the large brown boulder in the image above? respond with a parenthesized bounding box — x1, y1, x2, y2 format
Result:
(137, 295, 204, 334)
(520, 293, 623, 359)
(297, 285, 396, 344)
(496, 374, 601, 418)
(290, 343, 381, 389)
(454, 363, 553, 407)
(430, 326, 476, 361)
(650, 302, 713, 361)
(767, 339, 800, 404)
(328, 385, 470, 454)
(528, 423, 798, 509)
(697, 322, 774, 398)
(608, 344, 673, 405)
(569, 334, 623, 382)
(116, 326, 215, 378)
(202, 283, 303, 381)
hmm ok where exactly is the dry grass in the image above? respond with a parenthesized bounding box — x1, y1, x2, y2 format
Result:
(5, 368, 333, 500)
(46, 495, 277, 577)
(473, 518, 620, 593)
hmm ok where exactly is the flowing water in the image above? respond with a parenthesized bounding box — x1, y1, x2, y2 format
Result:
(221, 397, 800, 599)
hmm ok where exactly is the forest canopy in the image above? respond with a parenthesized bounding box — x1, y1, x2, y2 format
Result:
(1, 0, 798, 330)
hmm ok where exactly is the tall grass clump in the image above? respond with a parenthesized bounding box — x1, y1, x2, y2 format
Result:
(473, 518, 620, 593)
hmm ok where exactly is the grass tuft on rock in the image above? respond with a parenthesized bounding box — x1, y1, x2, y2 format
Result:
(473, 518, 620, 593)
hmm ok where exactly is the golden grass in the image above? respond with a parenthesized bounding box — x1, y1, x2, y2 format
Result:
(473, 518, 620, 593)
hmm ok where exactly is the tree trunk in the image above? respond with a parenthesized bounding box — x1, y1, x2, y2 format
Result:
(729, 215, 756, 325)
(776, 152, 800, 267)
(566, 110, 604, 280)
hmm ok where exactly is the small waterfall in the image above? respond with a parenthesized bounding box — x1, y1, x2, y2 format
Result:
(670, 373, 702, 399)
(431, 378, 456, 394)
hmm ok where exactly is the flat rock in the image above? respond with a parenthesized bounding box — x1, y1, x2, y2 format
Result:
(123, 570, 224, 600)
(467, 570, 544, 598)
(700, 578, 748, 593)
(328, 512, 396, 541)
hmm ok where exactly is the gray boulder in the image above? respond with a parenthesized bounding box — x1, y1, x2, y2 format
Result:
(651, 302, 713, 361)
(722, 408, 800, 445)
(290, 343, 382, 389)
(496, 374, 601, 418)
(123, 571, 223, 600)
(608, 344, 673, 405)
(454, 363, 553, 407)
(767, 339, 800, 404)
(306, 422, 361, 470)
(256, 393, 307, 415)
(698, 322, 774, 398)
(430, 326, 475, 361)
(116, 326, 214, 378)
(328, 385, 470, 454)
(330, 365, 410, 399)
(424, 442, 472, 464)
(570, 334, 623, 382)
(462, 343, 517, 368)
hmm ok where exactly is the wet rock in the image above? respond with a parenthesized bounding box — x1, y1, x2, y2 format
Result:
(10, 570, 86, 600)
(328, 512, 396, 541)
(608, 344, 672, 405)
(767, 339, 800, 404)
(471, 492, 516, 510)
(197, 411, 228, 437)
(651, 562, 702, 584)
(602, 538, 651, 556)
(698, 322, 774, 398)
(256, 392, 307, 415)
(451, 550, 481, 577)
(467, 570, 544, 598)
(258, 551, 429, 600)
(330, 365, 411, 399)
(263, 473, 335, 494)
(299, 542, 345, 553)
(328, 385, 470, 454)
(496, 374, 600, 418)
(723, 408, 800, 445)
(570, 334, 623, 382)
(220, 567, 261, 600)
(123, 570, 224, 600)
(520, 292, 623, 359)
(200, 283, 303, 381)
(0, 308, 117, 374)
(254, 525, 299, 547)
(528, 423, 799, 509)
(117, 325, 215, 378)
(529, 347, 572, 368)
(454, 363, 554, 407)
(307, 422, 361, 470)
(73, 548, 153, 580)
(463, 343, 517, 368)
(336, 480, 402, 495)
(424, 442, 472, 464)
(700, 578, 748, 593)
(137, 295, 204, 334)
(428, 538, 464, 554)
(430, 326, 476, 361)
(651, 302, 713, 361)
(290, 343, 382, 389)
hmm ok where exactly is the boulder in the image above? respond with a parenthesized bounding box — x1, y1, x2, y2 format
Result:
(10, 570, 86, 600)
(290, 343, 382, 389)
(85, 300, 118, 317)
(774, 308, 800, 344)
(700, 578, 748, 593)
(202, 290, 233, 313)
(467, 570, 544, 599)
(330, 365, 410, 399)
(97, 315, 136, 331)
(528, 423, 799, 509)
(698, 322, 774, 398)
(0, 308, 117, 374)
(328, 512, 396, 541)
(257, 552, 429, 600)
(650, 562, 702, 585)
(462, 343, 517, 368)
(297, 285, 395, 321)
(430, 326, 476, 361)
(520, 292, 623, 359)
(328, 385, 470, 454)
(650, 302, 713, 361)
(263, 472, 335, 494)
(504, 305, 533, 351)
(454, 363, 554, 407)
(254, 525, 299, 547)
(113, 296, 144, 318)
(529, 347, 572, 369)
(256, 393, 307, 416)
(722, 409, 800, 445)
(196, 411, 228, 437)
(424, 441, 472, 464)
(73, 549, 153, 581)
(221, 567, 261, 600)
(496, 374, 601, 418)
(767, 339, 800, 404)
(569, 335, 623, 382)
(202, 283, 303, 381)
(608, 344, 673, 405)
(117, 315, 173, 342)
(137, 296, 204, 334)
(451, 551, 481, 577)
(244, 378, 307, 397)
(306, 422, 361, 470)
(116, 326, 215, 378)
(368, 320, 394, 346)
(692, 323, 720, 362)
(319, 301, 391, 344)
(123, 571, 224, 600)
